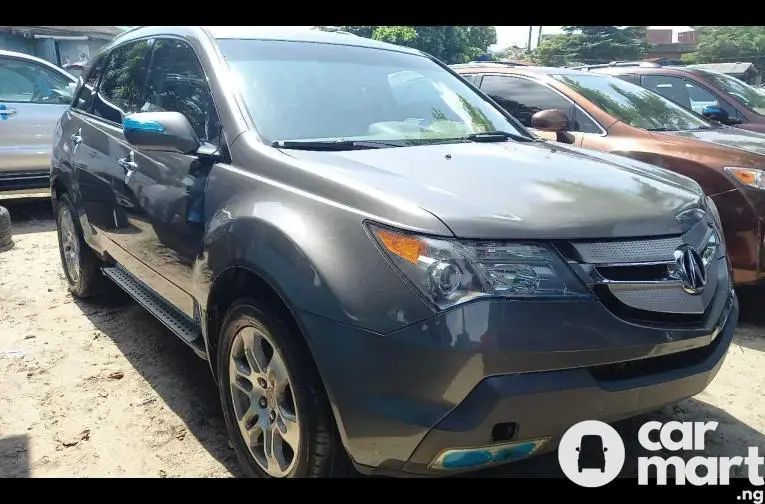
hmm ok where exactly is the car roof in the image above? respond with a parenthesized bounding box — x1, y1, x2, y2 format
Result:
(451, 63, 602, 78)
(114, 26, 424, 58)
(586, 65, 702, 76)
(0, 49, 77, 81)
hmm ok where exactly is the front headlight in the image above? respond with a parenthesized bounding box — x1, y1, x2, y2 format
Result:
(724, 167, 765, 190)
(368, 224, 592, 310)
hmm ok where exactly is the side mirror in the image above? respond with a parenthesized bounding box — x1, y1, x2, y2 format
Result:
(603, 447, 608, 452)
(531, 109, 569, 133)
(122, 112, 201, 155)
(575, 447, 580, 452)
(702, 105, 730, 124)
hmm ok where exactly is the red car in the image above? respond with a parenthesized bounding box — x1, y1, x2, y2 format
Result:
(586, 63, 765, 134)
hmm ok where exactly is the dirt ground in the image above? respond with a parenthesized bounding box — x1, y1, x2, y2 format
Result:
(0, 194, 763, 478)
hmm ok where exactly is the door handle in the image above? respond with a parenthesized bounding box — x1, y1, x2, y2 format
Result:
(0, 107, 17, 117)
(118, 152, 138, 171)
(70, 129, 82, 144)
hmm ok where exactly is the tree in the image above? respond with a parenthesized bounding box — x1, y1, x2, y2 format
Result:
(681, 26, 765, 68)
(532, 26, 649, 66)
(339, 26, 497, 64)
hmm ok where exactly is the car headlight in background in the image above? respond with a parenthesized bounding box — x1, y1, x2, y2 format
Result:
(368, 224, 592, 310)
(724, 167, 765, 190)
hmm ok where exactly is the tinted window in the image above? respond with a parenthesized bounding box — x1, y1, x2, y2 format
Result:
(461, 74, 479, 85)
(553, 73, 712, 132)
(480, 75, 573, 128)
(216, 39, 527, 146)
(94, 39, 152, 124)
(73, 54, 107, 112)
(641, 75, 693, 110)
(614, 74, 640, 85)
(697, 70, 765, 116)
(142, 39, 220, 143)
(572, 107, 602, 134)
(0, 57, 75, 104)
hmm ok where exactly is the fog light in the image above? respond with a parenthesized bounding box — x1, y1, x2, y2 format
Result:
(429, 438, 548, 471)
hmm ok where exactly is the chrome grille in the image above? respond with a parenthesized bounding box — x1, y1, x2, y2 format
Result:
(568, 216, 722, 318)
(572, 217, 710, 265)
(574, 236, 682, 264)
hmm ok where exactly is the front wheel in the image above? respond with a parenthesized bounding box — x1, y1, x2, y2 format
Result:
(217, 299, 351, 478)
(55, 194, 104, 298)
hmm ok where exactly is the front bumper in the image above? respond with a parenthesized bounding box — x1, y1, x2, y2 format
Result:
(297, 290, 738, 476)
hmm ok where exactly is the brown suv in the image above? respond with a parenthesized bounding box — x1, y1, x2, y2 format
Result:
(453, 62, 765, 285)
(584, 63, 765, 134)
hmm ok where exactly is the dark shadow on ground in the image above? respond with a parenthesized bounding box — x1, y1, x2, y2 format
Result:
(73, 289, 245, 477)
(470, 399, 765, 478)
(731, 285, 765, 352)
(0, 434, 30, 477)
(0, 196, 55, 235)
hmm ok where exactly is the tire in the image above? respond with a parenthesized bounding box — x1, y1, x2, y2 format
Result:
(55, 194, 104, 298)
(217, 298, 351, 478)
(0, 206, 13, 252)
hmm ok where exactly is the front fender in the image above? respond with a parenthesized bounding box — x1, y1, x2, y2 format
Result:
(195, 184, 435, 336)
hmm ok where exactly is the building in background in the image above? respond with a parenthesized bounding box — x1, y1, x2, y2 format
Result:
(646, 29, 673, 45)
(645, 27, 697, 62)
(677, 30, 698, 44)
(0, 26, 127, 67)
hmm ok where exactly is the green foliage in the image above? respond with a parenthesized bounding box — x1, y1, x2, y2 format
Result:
(681, 26, 765, 66)
(339, 26, 497, 64)
(532, 26, 649, 66)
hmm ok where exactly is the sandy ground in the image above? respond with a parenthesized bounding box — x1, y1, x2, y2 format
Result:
(0, 194, 763, 478)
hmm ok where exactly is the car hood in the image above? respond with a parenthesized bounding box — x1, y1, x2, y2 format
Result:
(282, 140, 704, 240)
(656, 127, 765, 157)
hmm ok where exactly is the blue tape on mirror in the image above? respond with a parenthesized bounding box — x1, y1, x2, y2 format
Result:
(123, 117, 166, 133)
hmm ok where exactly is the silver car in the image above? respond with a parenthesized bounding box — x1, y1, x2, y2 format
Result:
(0, 49, 77, 192)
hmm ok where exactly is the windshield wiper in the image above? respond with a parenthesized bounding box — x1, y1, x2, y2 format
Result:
(463, 131, 537, 143)
(272, 139, 400, 151)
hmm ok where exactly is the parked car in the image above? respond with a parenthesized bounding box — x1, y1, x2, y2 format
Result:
(0, 49, 77, 191)
(52, 27, 737, 478)
(453, 62, 765, 286)
(580, 63, 765, 134)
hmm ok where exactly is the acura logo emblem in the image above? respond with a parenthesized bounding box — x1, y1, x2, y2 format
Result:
(673, 245, 707, 295)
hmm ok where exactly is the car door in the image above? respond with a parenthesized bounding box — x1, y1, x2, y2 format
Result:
(68, 39, 153, 238)
(478, 74, 602, 145)
(0, 55, 76, 185)
(118, 37, 224, 317)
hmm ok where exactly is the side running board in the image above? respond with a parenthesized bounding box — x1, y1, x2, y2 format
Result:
(101, 265, 206, 357)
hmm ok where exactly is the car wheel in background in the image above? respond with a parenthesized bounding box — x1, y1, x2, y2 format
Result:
(55, 194, 104, 298)
(217, 298, 352, 478)
(0, 206, 13, 252)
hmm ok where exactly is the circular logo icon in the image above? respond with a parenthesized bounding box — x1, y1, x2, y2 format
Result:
(558, 420, 626, 487)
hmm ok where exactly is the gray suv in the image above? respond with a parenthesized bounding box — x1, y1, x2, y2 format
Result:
(51, 26, 738, 478)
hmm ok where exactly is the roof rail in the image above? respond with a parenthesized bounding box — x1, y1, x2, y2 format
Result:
(462, 60, 528, 66)
(113, 25, 142, 40)
(312, 26, 357, 36)
(569, 61, 663, 70)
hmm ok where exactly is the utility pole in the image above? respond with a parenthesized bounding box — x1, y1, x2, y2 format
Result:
(537, 26, 543, 47)
(527, 26, 533, 53)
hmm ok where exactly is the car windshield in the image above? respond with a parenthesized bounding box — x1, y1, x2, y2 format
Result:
(551, 73, 713, 132)
(215, 38, 528, 147)
(697, 70, 765, 116)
